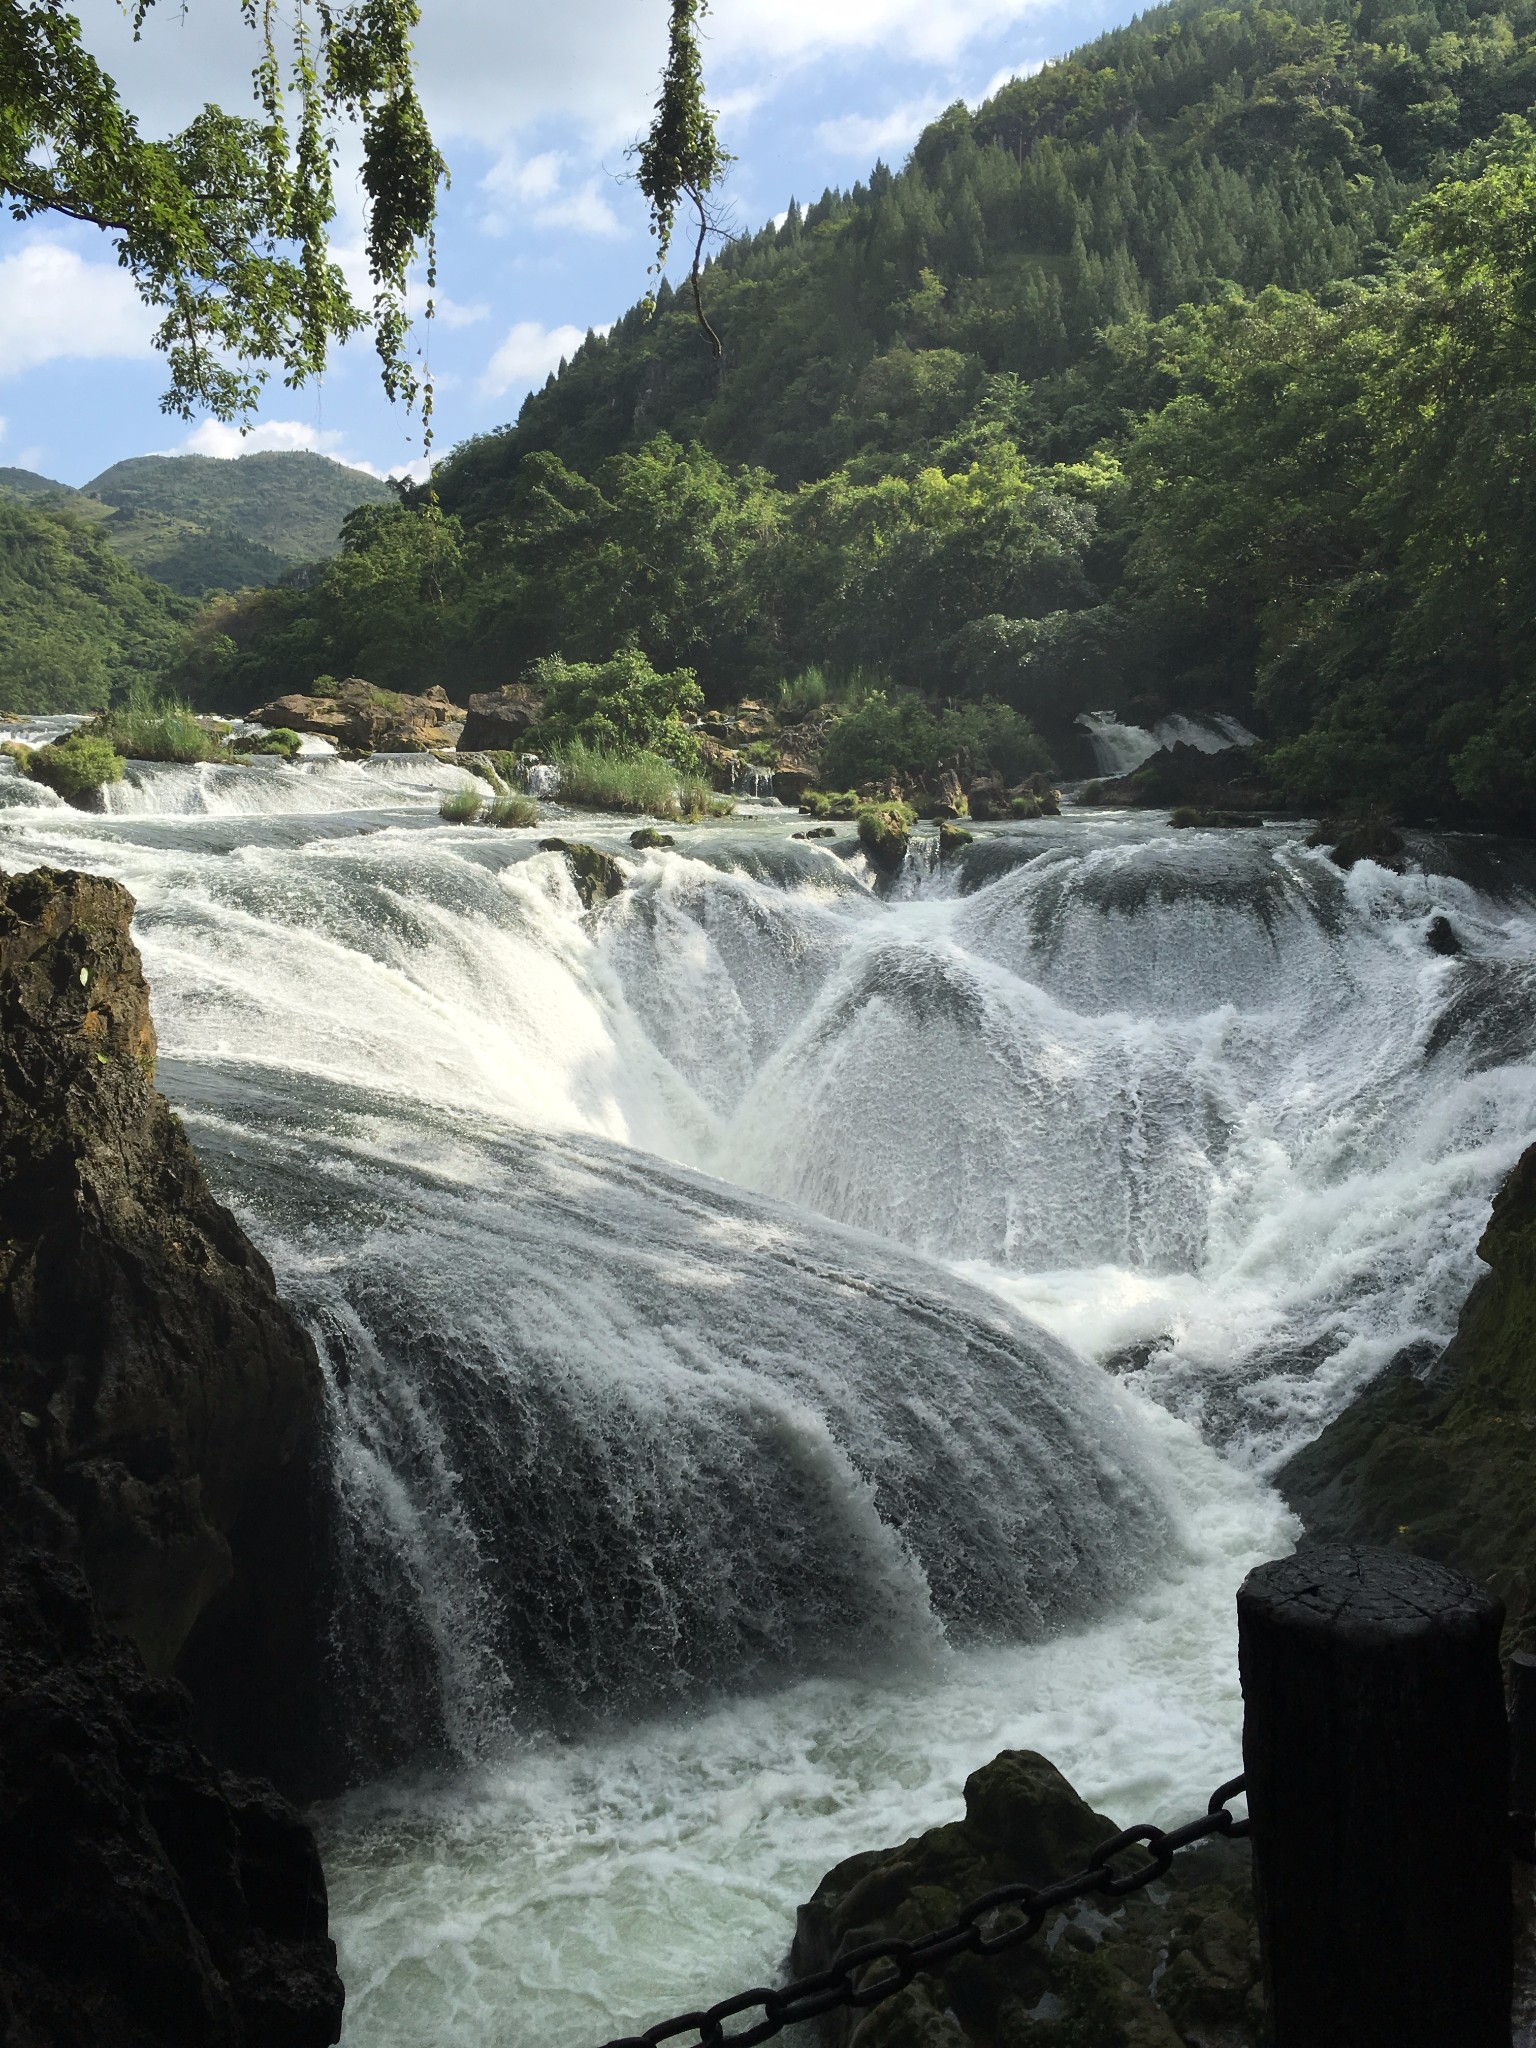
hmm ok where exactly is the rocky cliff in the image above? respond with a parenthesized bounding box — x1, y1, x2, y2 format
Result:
(0, 865, 343, 2040)
(1280, 1142, 1536, 1650)
(0, 866, 331, 1781)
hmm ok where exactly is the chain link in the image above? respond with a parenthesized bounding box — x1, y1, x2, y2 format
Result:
(597, 1773, 1252, 2048)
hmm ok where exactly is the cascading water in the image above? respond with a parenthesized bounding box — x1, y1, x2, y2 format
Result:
(1077, 709, 1258, 778)
(2, 756, 1532, 2045)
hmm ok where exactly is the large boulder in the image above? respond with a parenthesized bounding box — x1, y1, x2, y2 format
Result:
(537, 840, 626, 910)
(793, 1749, 1260, 2046)
(1280, 1142, 1536, 1653)
(0, 868, 330, 1788)
(457, 685, 544, 754)
(0, 1458, 343, 2047)
(248, 678, 464, 753)
(1085, 742, 1271, 815)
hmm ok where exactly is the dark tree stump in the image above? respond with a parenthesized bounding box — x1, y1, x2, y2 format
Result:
(1238, 1545, 1511, 2048)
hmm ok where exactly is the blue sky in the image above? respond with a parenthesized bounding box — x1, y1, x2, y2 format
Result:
(0, 0, 1134, 488)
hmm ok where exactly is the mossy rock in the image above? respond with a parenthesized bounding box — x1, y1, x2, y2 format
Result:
(538, 838, 626, 909)
(938, 821, 974, 858)
(24, 734, 125, 805)
(629, 827, 676, 849)
(1306, 817, 1406, 871)
(792, 1750, 1260, 2047)
(800, 788, 860, 821)
(856, 800, 915, 873)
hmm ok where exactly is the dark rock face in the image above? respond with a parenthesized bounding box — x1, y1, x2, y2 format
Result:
(537, 839, 626, 910)
(1306, 819, 1407, 872)
(458, 685, 544, 753)
(249, 678, 464, 753)
(0, 868, 330, 1785)
(1280, 1142, 1536, 1653)
(793, 1749, 1260, 2045)
(1087, 743, 1271, 817)
(0, 1457, 343, 2048)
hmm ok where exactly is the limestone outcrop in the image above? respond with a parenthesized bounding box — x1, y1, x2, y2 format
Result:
(249, 678, 464, 752)
(458, 685, 544, 753)
(0, 868, 330, 1783)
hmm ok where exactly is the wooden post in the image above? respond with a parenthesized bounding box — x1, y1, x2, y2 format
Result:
(1237, 1545, 1511, 2048)
(1511, 1650, 1536, 1821)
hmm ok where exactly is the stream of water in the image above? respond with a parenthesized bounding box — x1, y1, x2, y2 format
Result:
(3, 746, 1534, 2044)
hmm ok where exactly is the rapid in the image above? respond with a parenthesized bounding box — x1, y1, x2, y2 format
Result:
(4, 742, 1534, 2046)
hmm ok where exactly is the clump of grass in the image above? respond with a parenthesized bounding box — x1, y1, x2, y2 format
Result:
(776, 666, 829, 716)
(440, 785, 483, 824)
(553, 739, 721, 820)
(488, 793, 539, 827)
(23, 732, 125, 802)
(96, 690, 227, 763)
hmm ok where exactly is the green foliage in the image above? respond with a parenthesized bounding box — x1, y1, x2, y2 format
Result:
(22, 731, 125, 800)
(0, 0, 442, 420)
(820, 691, 1052, 788)
(439, 785, 483, 823)
(0, 499, 195, 714)
(855, 798, 916, 871)
(488, 793, 539, 827)
(87, 451, 394, 563)
(228, 725, 302, 758)
(94, 690, 224, 762)
(552, 739, 719, 819)
(530, 647, 705, 767)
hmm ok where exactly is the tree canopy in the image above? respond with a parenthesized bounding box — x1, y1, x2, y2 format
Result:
(1, 0, 726, 429)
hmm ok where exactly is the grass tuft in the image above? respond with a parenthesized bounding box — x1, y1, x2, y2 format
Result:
(439, 785, 483, 824)
(553, 740, 723, 820)
(488, 793, 539, 827)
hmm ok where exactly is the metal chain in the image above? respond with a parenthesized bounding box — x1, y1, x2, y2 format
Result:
(597, 1773, 1251, 2048)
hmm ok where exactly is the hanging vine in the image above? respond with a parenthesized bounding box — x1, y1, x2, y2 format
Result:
(633, 0, 732, 355)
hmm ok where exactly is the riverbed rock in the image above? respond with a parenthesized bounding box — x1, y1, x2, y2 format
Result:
(1307, 819, 1407, 872)
(773, 768, 817, 807)
(0, 1458, 344, 2047)
(248, 678, 464, 753)
(856, 801, 915, 874)
(1085, 743, 1272, 816)
(938, 821, 974, 857)
(1279, 1141, 1536, 1653)
(537, 839, 626, 909)
(792, 1749, 1261, 2046)
(457, 685, 544, 753)
(629, 828, 676, 850)
(0, 867, 330, 1786)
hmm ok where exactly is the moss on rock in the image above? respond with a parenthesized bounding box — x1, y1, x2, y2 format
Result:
(538, 838, 626, 909)
(856, 800, 916, 873)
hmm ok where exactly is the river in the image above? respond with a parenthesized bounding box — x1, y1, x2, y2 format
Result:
(3, 744, 1533, 2045)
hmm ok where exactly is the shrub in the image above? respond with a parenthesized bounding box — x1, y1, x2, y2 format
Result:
(488, 793, 539, 827)
(800, 789, 859, 820)
(24, 732, 125, 801)
(552, 739, 721, 820)
(530, 649, 705, 769)
(440, 785, 483, 823)
(776, 666, 829, 716)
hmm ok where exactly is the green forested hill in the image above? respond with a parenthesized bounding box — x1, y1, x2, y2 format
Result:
(437, 0, 1536, 508)
(84, 451, 394, 564)
(174, 0, 1536, 828)
(0, 500, 196, 714)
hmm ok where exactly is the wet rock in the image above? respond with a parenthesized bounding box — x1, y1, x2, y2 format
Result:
(1009, 773, 1061, 818)
(792, 1749, 1261, 2046)
(537, 839, 626, 909)
(248, 679, 464, 754)
(1085, 743, 1272, 817)
(0, 867, 330, 1789)
(966, 775, 1010, 822)
(1427, 914, 1462, 956)
(629, 828, 676, 850)
(0, 1460, 344, 2048)
(938, 821, 974, 858)
(856, 801, 915, 874)
(457, 685, 544, 753)
(1170, 807, 1251, 829)
(1306, 818, 1407, 872)
(773, 768, 817, 807)
(1279, 1141, 1536, 1654)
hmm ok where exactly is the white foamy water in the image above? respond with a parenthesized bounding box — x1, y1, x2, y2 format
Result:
(1077, 709, 1257, 777)
(2, 756, 1533, 2046)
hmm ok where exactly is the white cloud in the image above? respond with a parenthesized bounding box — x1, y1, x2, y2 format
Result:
(710, 0, 1044, 68)
(480, 150, 625, 238)
(815, 95, 948, 158)
(0, 243, 158, 378)
(976, 57, 1047, 101)
(479, 320, 597, 400)
(177, 420, 351, 459)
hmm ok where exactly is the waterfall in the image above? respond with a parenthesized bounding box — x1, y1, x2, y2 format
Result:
(1077, 709, 1258, 779)
(4, 759, 1532, 2045)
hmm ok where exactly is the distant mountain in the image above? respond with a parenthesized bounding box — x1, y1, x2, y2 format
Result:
(0, 449, 394, 600)
(84, 451, 394, 565)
